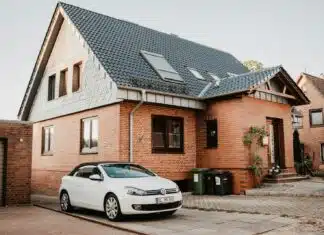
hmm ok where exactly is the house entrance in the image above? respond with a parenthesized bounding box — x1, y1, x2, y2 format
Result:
(267, 118, 285, 169)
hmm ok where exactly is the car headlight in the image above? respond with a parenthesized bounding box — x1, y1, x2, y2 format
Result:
(125, 186, 147, 196)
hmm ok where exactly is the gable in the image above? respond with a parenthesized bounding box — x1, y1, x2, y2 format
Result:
(250, 71, 309, 106)
(297, 74, 324, 106)
(27, 8, 118, 122)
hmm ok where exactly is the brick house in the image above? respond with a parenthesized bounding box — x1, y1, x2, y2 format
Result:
(0, 120, 32, 205)
(18, 2, 309, 195)
(294, 73, 324, 169)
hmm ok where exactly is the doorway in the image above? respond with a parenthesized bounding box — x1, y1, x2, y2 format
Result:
(267, 118, 285, 169)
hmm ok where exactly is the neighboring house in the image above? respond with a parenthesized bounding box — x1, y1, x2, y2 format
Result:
(0, 120, 32, 205)
(18, 2, 309, 195)
(295, 73, 324, 169)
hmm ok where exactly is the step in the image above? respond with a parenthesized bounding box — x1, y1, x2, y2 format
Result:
(263, 175, 310, 184)
(273, 172, 298, 178)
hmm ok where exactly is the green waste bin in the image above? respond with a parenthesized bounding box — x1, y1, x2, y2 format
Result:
(190, 168, 210, 195)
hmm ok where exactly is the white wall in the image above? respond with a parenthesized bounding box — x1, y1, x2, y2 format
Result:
(28, 15, 118, 122)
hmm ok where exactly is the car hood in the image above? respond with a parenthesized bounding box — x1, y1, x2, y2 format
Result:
(110, 176, 177, 190)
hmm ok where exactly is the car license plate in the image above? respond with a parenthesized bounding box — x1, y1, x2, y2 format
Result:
(156, 196, 174, 204)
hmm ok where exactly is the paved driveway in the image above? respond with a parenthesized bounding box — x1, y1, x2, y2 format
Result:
(31, 195, 323, 234)
(183, 194, 324, 218)
(0, 206, 134, 235)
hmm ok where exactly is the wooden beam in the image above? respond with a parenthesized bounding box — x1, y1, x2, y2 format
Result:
(283, 85, 287, 94)
(256, 88, 296, 100)
(266, 81, 272, 90)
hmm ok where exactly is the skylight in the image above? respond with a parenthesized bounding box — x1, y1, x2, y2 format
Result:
(140, 50, 183, 82)
(208, 72, 221, 87)
(188, 67, 204, 80)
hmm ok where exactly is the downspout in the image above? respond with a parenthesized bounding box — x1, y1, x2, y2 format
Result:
(129, 89, 146, 162)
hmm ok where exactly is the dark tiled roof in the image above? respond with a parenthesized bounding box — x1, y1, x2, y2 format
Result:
(306, 74, 324, 97)
(59, 2, 249, 97)
(204, 66, 282, 98)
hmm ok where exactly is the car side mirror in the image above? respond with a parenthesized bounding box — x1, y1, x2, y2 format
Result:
(89, 174, 102, 181)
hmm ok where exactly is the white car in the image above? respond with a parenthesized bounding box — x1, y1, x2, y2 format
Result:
(59, 161, 182, 221)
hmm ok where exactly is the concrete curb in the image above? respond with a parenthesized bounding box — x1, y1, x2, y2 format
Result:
(33, 204, 150, 235)
(245, 191, 324, 197)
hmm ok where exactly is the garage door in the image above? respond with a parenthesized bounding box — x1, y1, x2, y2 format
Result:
(0, 141, 4, 206)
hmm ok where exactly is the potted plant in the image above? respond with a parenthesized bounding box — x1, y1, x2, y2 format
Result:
(268, 164, 281, 178)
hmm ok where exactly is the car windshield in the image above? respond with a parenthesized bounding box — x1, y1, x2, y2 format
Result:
(101, 164, 156, 178)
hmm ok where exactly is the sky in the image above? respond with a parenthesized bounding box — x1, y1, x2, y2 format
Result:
(1, 0, 324, 120)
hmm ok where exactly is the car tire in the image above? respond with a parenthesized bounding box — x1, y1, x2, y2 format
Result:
(104, 194, 123, 221)
(160, 210, 176, 217)
(60, 191, 74, 212)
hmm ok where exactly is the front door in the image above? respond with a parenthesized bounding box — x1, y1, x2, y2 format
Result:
(267, 118, 285, 168)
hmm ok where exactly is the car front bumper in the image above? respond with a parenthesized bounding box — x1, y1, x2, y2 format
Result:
(119, 192, 182, 215)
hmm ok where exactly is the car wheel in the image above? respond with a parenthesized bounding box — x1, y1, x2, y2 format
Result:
(60, 191, 73, 212)
(160, 210, 176, 217)
(104, 194, 122, 221)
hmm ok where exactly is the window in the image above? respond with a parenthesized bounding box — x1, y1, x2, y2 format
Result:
(102, 164, 155, 178)
(141, 50, 183, 82)
(309, 109, 324, 126)
(152, 115, 184, 153)
(81, 117, 98, 153)
(208, 72, 221, 86)
(74, 165, 96, 178)
(188, 67, 204, 80)
(73, 62, 82, 92)
(59, 69, 67, 97)
(48, 74, 56, 101)
(42, 126, 54, 154)
(321, 144, 324, 162)
(206, 119, 218, 148)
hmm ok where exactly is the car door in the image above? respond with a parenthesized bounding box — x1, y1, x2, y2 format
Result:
(84, 166, 108, 211)
(73, 165, 96, 208)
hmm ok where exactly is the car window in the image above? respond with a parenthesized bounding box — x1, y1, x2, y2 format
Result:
(91, 167, 102, 177)
(101, 164, 155, 178)
(74, 165, 96, 178)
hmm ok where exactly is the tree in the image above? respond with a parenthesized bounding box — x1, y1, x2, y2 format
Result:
(243, 60, 264, 71)
(293, 129, 302, 163)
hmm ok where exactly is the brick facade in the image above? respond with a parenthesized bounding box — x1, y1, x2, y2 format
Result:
(32, 101, 196, 195)
(296, 74, 324, 169)
(0, 121, 32, 205)
(119, 101, 196, 180)
(32, 104, 120, 195)
(31, 96, 295, 195)
(197, 96, 294, 194)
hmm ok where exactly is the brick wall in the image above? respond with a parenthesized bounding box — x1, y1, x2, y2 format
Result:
(0, 121, 32, 205)
(197, 96, 294, 194)
(296, 75, 324, 169)
(119, 101, 197, 180)
(32, 104, 120, 195)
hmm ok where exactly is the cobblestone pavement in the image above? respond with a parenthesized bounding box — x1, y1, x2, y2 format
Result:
(182, 194, 324, 218)
(245, 179, 324, 197)
(31, 194, 324, 234)
(0, 206, 134, 235)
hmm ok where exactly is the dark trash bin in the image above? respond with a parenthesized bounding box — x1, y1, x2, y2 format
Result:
(205, 170, 233, 195)
(190, 168, 210, 195)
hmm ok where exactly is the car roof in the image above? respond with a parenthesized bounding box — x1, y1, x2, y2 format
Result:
(68, 161, 131, 176)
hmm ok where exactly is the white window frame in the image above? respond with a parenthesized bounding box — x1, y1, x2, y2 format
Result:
(140, 50, 183, 82)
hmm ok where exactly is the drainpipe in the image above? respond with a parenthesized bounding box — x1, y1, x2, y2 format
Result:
(129, 89, 146, 163)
